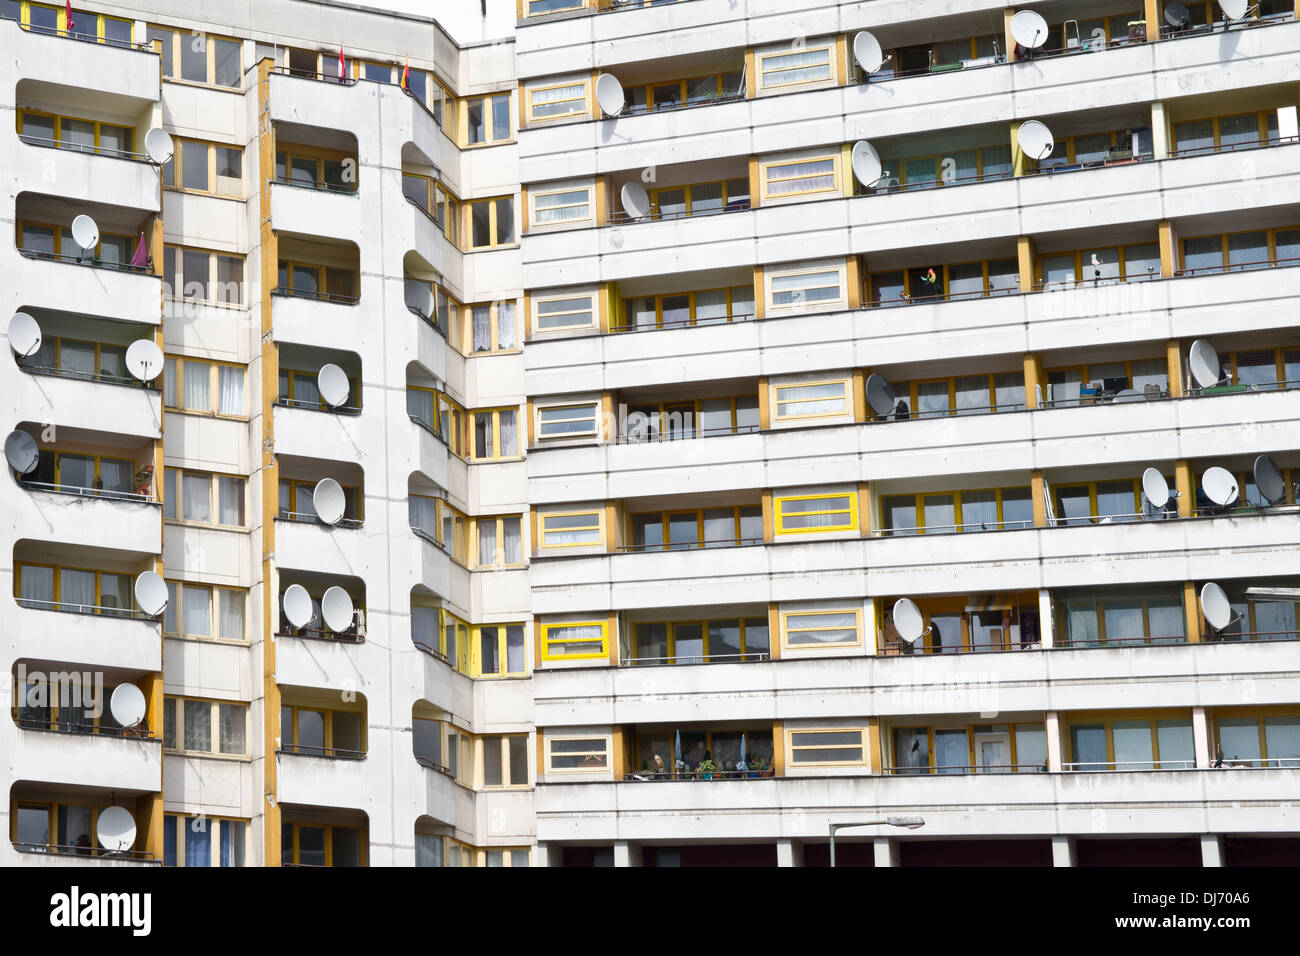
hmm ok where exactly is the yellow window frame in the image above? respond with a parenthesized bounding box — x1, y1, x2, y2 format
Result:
(166, 138, 244, 197)
(164, 244, 245, 305)
(282, 821, 367, 867)
(1179, 224, 1298, 272)
(471, 624, 528, 678)
(536, 401, 600, 439)
(479, 733, 530, 786)
(1064, 710, 1197, 770)
(531, 184, 593, 227)
(525, 80, 590, 124)
(465, 195, 516, 249)
(16, 109, 135, 155)
(1057, 590, 1188, 647)
(767, 264, 844, 309)
(17, 218, 135, 261)
(163, 814, 247, 867)
(165, 355, 247, 417)
(545, 732, 611, 770)
(880, 486, 1033, 535)
(149, 27, 243, 89)
(757, 43, 835, 90)
(163, 466, 246, 528)
(774, 491, 859, 534)
(781, 608, 863, 649)
(464, 299, 520, 354)
(14, 561, 137, 615)
(474, 514, 525, 568)
(533, 292, 596, 332)
(540, 510, 603, 549)
(773, 379, 850, 420)
(462, 91, 513, 147)
(540, 621, 609, 661)
(276, 258, 357, 301)
(1052, 478, 1142, 525)
(163, 695, 249, 757)
(280, 366, 357, 411)
(281, 702, 366, 756)
(279, 478, 363, 523)
(469, 406, 521, 461)
(164, 580, 248, 642)
(787, 727, 868, 767)
(631, 616, 769, 662)
(617, 286, 751, 330)
(760, 154, 840, 200)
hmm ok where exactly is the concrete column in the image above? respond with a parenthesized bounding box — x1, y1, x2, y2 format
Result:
(1192, 706, 1212, 768)
(776, 838, 804, 867)
(1151, 101, 1170, 159)
(864, 596, 878, 654)
(1038, 589, 1054, 648)
(1045, 711, 1064, 771)
(534, 842, 561, 867)
(874, 836, 900, 867)
(1201, 834, 1225, 867)
(613, 840, 641, 867)
(1052, 835, 1077, 867)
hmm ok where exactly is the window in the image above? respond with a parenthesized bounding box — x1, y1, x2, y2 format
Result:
(279, 367, 359, 411)
(768, 265, 844, 310)
(163, 815, 246, 867)
(537, 402, 600, 439)
(468, 196, 516, 248)
(533, 293, 597, 333)
(1066, 713, 1195, 771)
(789, 729, 867, 766)
(1057, 588, 1188, 647)
(474, 624, 528, 677)
(17, 110, 134, 156)
(465, 92, 512, 145)
(466, 300, 518, 353)
(525, 81, 589, 123)
(276, 259, 358, 302)
(782, 609, 862, 648)
(881, 487, 1034, 535)
(19, 336, 140, 385)
(162, 581, 247, 641)
(1173, 111, 1277, 155)
(1044, 358, 1169, 406)
(1051, 479, 1144, 527)
(1032, 128, 1139, 171)
(540, 511, 602, 549)
(162, 697, 248, 756)
(279, 479, 363, 524)
(64, 8, 133, 43)
(476, 515, 524, 567)
(163, 357, 246, 416)
(541, 621, 609, 661)
(281, 704, 365, 758)
(24, 448, 139, 495)
(773, 380, 850, 421)
(470, 407, 520, 460)
(409, 497, 471, 566)
(1180, 225, 1300, 274)
(1215, 711, 1300, 768)
(14, 563, 136, 617)
(546, 735, 610, 771)
(622, 395, 759, 441)
(757, 44, 834, 90)
(621, 71, 743, 114)
(163, 468, 245, 527)
(891, 722, 1049, 774)
(411, 604, 471, 674)
(149, 28, 242, 88)
(281, 822, 365, 867)
(482, 735, 530, 786)
(531, 185, 593, 227)
(867, 257, 1021, 306)
(163, 246, 244, 305)
(407, 387, 466, 456)
(642, 178, 750, 220)
(278, 146, 355, 192)
(761, 155, 840, 199)
(619, 286, 754, 330)
(630, 506, 763, 550)
(526, 0, 586, 14)
(631, 617, 769, 664)
(774, 492, 859, 534)
(18, 219, 135, 267)
(1035, 243, 1164, 288)
(162, 139, 243, 196)
(875, 371, 1027, 419)
(875, 144, 1013, 192)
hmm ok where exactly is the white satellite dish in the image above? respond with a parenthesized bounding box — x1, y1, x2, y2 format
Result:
(595, 73, 625, 117)
(1253, 455, 1286, 506)
(70, 214, 100, 252)
(1010, 9, 1050, 48)
(95, 806, 136, 852)
(404, 279, 433, 318)
(313, 478, 346, 526)
(321, 585, 355, 633)
(1112, 389, 1143, 402)
(125, 339, 163, 381)
(282, 584, 313, 629)
(109, 683, 146, 728)
(1165, 1, 1192, 27)
(5, 430, 40, 475)
(133, 571, 168, 617)
(1199, 581, 1233, 631)
(865, 372, 898, 417)
(620, 182, 651, 220)
(7, 312, 42, 358)
(1017, 121, 1055, 162)
(1201, 466, 1239, 507)
(317, 363, 350, 408)
(1218, 0, 1250, 16)
(144, 128, 174, 164)
(850, 140, 884, 188)
(1188, 340, 1221, 389)
(1142, 467, 1171, 509)
(892, 598, 926, 644)
(852, 30, 885, 74)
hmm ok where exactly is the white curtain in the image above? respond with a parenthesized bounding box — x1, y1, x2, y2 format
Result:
(1103, 603, 1144, 642)
(218, 477, 244, 526)
(478, 521, 497, 566)
(183, 474, 211, 522)
(766, 160, 834, 194)
(218, 366, 244, 415)
(183, 586, 211, 636)
(409, 496, 437, 535)
(499, 410, 518, 456)
(472, 306, 491, 352)
(412, 606, 438, 647)
(219, 590, 244, 640)
(60, 569, 94, 610)
(61, 342, 95, 375)
(496, 303, 516, 349)
(163, 358, 176, 406)
(407, 390, 434, 426)
(21, 566, 54, 604)
(502, 517, 522, 564)
(184, 362, 210, 411)
(506, 626, 525, 672)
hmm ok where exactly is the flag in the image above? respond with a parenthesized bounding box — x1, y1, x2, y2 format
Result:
(337, 46, 345, 82)
(401, 55, 409, 91)
(65, 0, 74, 31)
(130, 232, 147, 269)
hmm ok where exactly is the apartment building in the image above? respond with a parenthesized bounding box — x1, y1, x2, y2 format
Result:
(3, 0, 1299, 867)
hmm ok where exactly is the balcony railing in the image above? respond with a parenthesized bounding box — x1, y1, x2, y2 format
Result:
(1054, 634, 1189, 649)
(279, 743, 366, 759)
(272, 175, 357, 195)
(276, 510, 364, 530)
(618, 422, 760, 443)
(1063, 759, 1196, 771)
(17, 356, 160, 390)
(18, 132, 151, 163)
(886, 763, 1048, 774)
(1, 15, 157, 52)
(623, 768, 774, 781)
(271, 285, 359, 305)
(412, 636, 450, 664)
(18, 247, 151, 274)
(274, 396, 361, 415)
(15, 716, 157, 739)
(276, 611, 365, 644)
(411, 526, 449, 554)
(623, 651, 770, 666)
(610, 310, 755, 333)
(1211, 755, 1300, 769)
(874, 518, 1036, 537)
(1205, 628, 1300, 644)
(879, 638, 1042, 656)
(415, 755, 453, 776)
(1175, 253, 1300, 279)
(19, 479, 157, 504)
(1168, 132, 1300, 160)
(12, 841, 159, 862)
(270, 64, 358, 86)
(15, 597, 150, 620)
(607, 197, 751, 226)
(619, 535, 764, 553)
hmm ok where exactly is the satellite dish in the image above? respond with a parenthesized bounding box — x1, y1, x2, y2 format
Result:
(282, 584, 313, 629)
(1253, 455, 1286, 506)
(144, 128, 174, 164)
(1010, 9, 1050, 48)
(852, 30, 885, 74)
(1165, 1, 1191, 27)
(1142, 467, 1171, 509)
(850, 140, 884, 188)
(1112, 389, 1143, 402)
(1218, 0, 1250, 16)
(109, 683, 146, 728)
(595, 73, 625, 117)
(313, 478, 346, 525)
(1201, 466, 1239, 507)
(1017, 121, 1055, 162)
(865, 373, 897, 417)
(892, 598, 926, 644)
(404, 279, 433, 318)
(95, 806, 136, 852)
(317, 363, 350, 408)
(1188, 340, 1221, 389)
(620, 182, 651, 220)
(4, 430, 39, 475)
(125, 339, 164, 381)
(1199, 582, 1233, 631)
(70, 214, 100, 252)
(7, 312, 42, 358)
(133, 571, 168, 617)
(321, 585, 355, 633)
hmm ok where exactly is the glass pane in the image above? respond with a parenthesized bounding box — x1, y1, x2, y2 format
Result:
(213, 39, 241, 88)
(1015, 726, 1047, 771)
(1218, 718, 1261, 767)
(668, 512, 698, 549)
(893, 728, 929, 773)
(884, 496, 917, 535)
(702, 508, 736, 548)
(184, 700, 212, 751)
(1156, 720, 1194, 769)
(1112, 720, 1154, 770)
(635, 622, 667, 662)
(672, 623, 704, 661)
(916, 381, 949, 418)
(1227, 232, 1269, 271)
(960, 491, 997, 531)
(935, 728, 968, 774)
(1264, 717, 1300, 767)
(180, 35, 207, 82)
(485, 738, 503, 785)
(922, 495, 955, 534)
(1069, 724, 1107, 770)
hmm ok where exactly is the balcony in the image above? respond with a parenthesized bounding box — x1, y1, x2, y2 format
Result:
(274, 574, 366, 644)
(8, 723, 161, 792)
(13, 128, 158, 211)
(2, 15, 160, 101)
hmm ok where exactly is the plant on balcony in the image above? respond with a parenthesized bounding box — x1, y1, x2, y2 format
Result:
(696, 757, 718, 780)
(747, 755, 770, 778)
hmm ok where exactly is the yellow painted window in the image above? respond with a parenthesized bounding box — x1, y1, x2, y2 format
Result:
(467, 300, 519, 353)
(468, 196, 516, 248)
(773, 381, 849, 420)
(532, 186, 592, 226)
(163, 356, 246, 416)
(789, 729, 867, 766)
(774, 492, 858, 534)
(546, 734, 610, 770)
(758, 45, 834, 89)
(537, 402, 600, 438)
(540, 511, 602, 548)
(163, 580, 247, 641)
(534, 293, 596, 331)
(162, 696, 248, 756)
(762, 156, 839, 198)
(164, 246, 245, 305)
(475, 515, 525, 567)
(470, 407, 520, 460)
(769, 267, 843, 308)
(782, 609, 862, 648)
(541, 621, 609, 661)
(162, 467, 246, 527)
(526, 81, 588, 122)
(473, 624, 528, 677)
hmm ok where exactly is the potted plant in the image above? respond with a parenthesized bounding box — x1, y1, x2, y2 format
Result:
(697, 757, 718, 780)
(748, 755, 770, 778)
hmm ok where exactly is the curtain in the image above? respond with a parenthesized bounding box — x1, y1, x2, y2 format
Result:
(1112, 721, 1154, 770)
(415, 834, 443, 868)
(184, 699, 211, 751)
(61, 342, 95, 376)
(219, 703, 245, 755)
(767, 160, 834, 194)
(183, 474, 211, 522)
(412, 607, 438, 649)
(21, 566, 55, 604)
(1103, 603, 1144, 642)
(99, 459, 132, 493)
(478, 520, 496, 566)
(220, 821, 246, 867)
(503, 517, 522, 564)
(499, 410, 518, 456)
(183, 586, 211, 636)
(472, 306, 491, 351)
(219, 590, 244, 640)
(184, 362, 210, 411)
(218, 366, 244, 415)
(184, 820, 212, 867)
(218, 476, 245, 526)
(409, 496, 437, 535)
(496, 303, 517, 348)
(163, 358, 176, 406)
(407, 389, 434, 426)
(60, 569, 94, 611)
(506, 625, 525, 673)
(164, 582, 177, 633)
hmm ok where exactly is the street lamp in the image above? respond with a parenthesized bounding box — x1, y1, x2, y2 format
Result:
(828, 815, 925, 867)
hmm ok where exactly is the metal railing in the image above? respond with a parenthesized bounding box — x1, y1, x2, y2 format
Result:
(18, 247, 152, 274)
(18, 479, 156, 504)
(1032, 273, 1162, 292)
(858, 168, 1014, 195)
(411, 305, 451, 340)
(617, 423, 760, 443)
(1211, 756, 1300, 769)
(415, 755, 453, 776)
(607, 198, 751, 226)
(409, 413, 448, 444)
(1054, 634, 1189, 649)
(412, 637, 450, 663)
(1, 16, 158, 52)
(272, 175, 358, 194)
(1040, 388, 1170, 408)
(1063, 759, 1196, 771)
(1174, 253, 1300, 278)
(609, 310, 755, 333)
(886, 763, 1047, 774)
(879, 639, 1041, 656)
(270, 64, 358, 86)
(873, 519, 1035, 537)
(15, 598, 150, 620)
(867, 402, 1027, 422)
(623, 768, 775, 781)
(276, 614, 365, 644)
(18, 132, 151, 163)
(12, 841, 159, 862)
(1168, 133, 1300, 159)
(15, 716, 157, 739)
(1159, 11, 1294, 40)
(1205, 629, 1300, 644)
(276, 510, 364, 530)
(622, 651, 770, 666)
(274, 396, 362, 415)
(270, 285, 359, 305)
(17, 358, 160, 389)
(864, 285, 1019, 308)
(618, 535, 764, 553)
(279, 743, 366, 760)
(1186, 376, 1300, 397)
(617, 88, 746, 120)
(594, 0, 692, 12)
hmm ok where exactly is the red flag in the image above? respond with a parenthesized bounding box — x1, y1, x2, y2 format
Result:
(65, 0, 74, 31)
(337, 46, 346, 82)
(130, 232, 147, 269)
(401, 55, 409, 91)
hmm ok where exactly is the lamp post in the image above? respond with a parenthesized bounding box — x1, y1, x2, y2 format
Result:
(829, 816, 925, 867)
